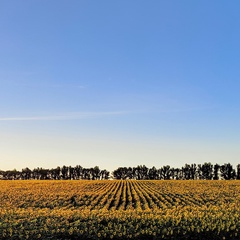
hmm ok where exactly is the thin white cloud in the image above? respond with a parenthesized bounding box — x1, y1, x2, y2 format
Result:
(0, 111, 127, 121)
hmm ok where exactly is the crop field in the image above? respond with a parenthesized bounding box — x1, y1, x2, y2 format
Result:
(1, 180, 240, 239)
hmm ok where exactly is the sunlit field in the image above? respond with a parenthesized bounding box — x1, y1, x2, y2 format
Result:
(1, 180, 240, 239)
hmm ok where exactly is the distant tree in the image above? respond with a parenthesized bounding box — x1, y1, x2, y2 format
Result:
(91, 166, 101, 180)
(112, 167, 133, 180)
(182, 164, 191, 180)
(5, 169, 20, 180)
(126, 167, 134, 179)
(49, 167, 61, 180)
(220, 163, 236, 180)
(32, 168, 39, 179)
(82, 168, 91, 180)
(56, 166, 61, 179)
(73, 165, 83, 179)
(205, 162, 213, 180)
(68, 166, 74, 180)
(61, 165, 68, 179)
(148, 166, 158, 180)
(160, 165, 172, 180)
(213, 164, 220, 180)
(190, 164, 197, 180)
(237, 164, 240, 180)
(200, 163, 213, 180)
(172, 168, 182, 180)
(100, 169, 110, 180)
(21, 167, 32, 180)
(112, 167, 124, 179)
(133, 165, 149, 180)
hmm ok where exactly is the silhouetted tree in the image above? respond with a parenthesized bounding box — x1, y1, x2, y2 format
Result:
(160, 165, 172, 180)
(82, 168, 91, 180)
(68, 166, 74, 180)
(148, 166, 158, 180)
(220, 163, 236, 180)
(213, 164, 220, 180)
(21, 167, 32, 180)
(237, 164, 240, 180)
(182, 164, 191, 180)
(61, 165, 68, 179)
(133, 165, 149, 180)
(199, 163, 213, 180)
(100, 169, 110, 180)
(172, 168, 182, 180)
(91, 166, 101, 180)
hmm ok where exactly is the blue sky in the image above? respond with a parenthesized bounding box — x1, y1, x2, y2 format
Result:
(0, 0, 240, 171)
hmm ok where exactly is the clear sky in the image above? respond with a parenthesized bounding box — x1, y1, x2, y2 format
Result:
(0, 0, 240, 172)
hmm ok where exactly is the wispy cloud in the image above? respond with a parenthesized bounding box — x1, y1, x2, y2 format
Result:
(0, 111, 127, 121)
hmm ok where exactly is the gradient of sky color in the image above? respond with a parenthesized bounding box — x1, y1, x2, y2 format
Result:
(0, 1, 240, 172)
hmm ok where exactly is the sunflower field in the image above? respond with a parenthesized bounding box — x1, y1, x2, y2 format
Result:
(0, 180, 240, 239)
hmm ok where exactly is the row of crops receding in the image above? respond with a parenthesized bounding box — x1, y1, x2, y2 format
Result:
(0, 180, 240, 239)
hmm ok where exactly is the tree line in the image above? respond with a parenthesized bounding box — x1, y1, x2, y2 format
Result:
(113, 163, 240, 180)
(0, 165, 110, 180)
(0, 162, 240, 180)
